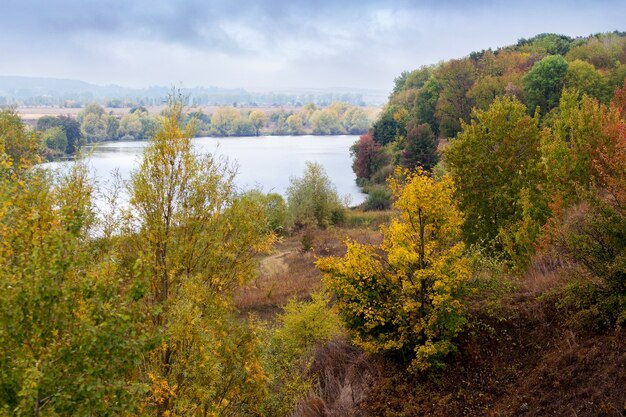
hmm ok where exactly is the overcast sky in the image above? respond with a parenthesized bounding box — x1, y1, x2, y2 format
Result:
(0, 0, 624, 93)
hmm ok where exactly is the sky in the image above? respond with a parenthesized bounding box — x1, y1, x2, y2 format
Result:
(0, 0, 624, 93)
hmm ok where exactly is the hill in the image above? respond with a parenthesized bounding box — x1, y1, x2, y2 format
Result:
(299, 32, 626, 416)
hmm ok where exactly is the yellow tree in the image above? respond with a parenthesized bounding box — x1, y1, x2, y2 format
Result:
(317, 168, 470, 371)
(248, 110, 267, 136)
(128, 95, 273, 416)
(0, 111, 145, 415)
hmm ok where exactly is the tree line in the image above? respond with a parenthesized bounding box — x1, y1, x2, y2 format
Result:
(352, 31, 626, 200)
(31, 102, 375, 157)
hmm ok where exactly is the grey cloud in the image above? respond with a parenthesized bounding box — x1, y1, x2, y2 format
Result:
(0, 0, 625, 90)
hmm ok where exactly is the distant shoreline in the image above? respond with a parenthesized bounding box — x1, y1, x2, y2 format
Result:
(16, 104, 305, 122)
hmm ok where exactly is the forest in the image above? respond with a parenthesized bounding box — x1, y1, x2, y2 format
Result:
(0, 31, 625, 416)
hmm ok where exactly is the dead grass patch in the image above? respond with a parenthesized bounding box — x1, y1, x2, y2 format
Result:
(235, 227, 383, 320)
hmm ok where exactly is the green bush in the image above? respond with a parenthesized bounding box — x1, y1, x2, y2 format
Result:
(362, 184, 392, 211)
(239, 190, 287, 234)
(286, 161, 345, 229)
(42, 126, 68, 153)
(549, 192, 626, 329)
(261, 292, 344, 417)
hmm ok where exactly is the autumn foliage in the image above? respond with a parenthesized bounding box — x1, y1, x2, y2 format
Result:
(317, 168, 470, 371)
(350, 131, 389, 181)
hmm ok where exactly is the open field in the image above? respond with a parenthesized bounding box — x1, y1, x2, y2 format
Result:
(16, 104, 304, 122)
(235, 227, 383, 320)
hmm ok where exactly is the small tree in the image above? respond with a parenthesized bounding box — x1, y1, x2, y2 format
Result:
(445, 96, 545, 251)
(317, 168, 470, 371)
(249, 110, 267, 136)
(128, 95, 273, 416)
(286, 161, 345, 228)
(0, 116, 145, 414)
(287, 161, 345, 227)
(262, 293, 343, 416)
(42, 126, 68, 153)
(350, 131, 390, 182)
(400, 121, 438, 171)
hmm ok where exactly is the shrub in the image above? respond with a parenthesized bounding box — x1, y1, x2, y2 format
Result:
(262, 292, 344, 417)
(318, 168, 470, 372)
(548, 193, 626, 329)
(362, 184, 392, 211)
(239, 190, 287, 234)
(286, 162, 345, 229)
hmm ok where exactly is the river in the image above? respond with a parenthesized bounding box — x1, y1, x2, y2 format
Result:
(46, 135, 365, 206)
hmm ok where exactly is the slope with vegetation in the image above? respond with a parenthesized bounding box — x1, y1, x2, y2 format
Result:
(309, 31, 626, 416)
(352, 31, 626, 208)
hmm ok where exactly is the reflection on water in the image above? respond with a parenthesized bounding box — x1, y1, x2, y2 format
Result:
(45, 135, 365, 206)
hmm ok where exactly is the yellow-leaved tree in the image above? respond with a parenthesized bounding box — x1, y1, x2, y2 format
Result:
(127, 94, 275, 416)
(317, 168, 470, 371)
(0, 110, 146, 416)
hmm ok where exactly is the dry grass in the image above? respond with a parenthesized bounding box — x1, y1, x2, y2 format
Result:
(294, 337, 379, 417)
(521, 251, 573, 295)
(235, 227, 382, 320)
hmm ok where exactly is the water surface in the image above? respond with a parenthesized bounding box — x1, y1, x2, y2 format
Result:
(49, 135, 365, 205)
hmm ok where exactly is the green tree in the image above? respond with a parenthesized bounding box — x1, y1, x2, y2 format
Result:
(211, 107, 241, 136)
(0, 117, 145, 415)
(57, 115, 83, 154)
(286, 114, 304, 134)
(445, 97, 545, 249)
(466, 75, 508, 110)
(564, 60, 610, 103)
(541, 90, 624, 206)
(286, 161, 345, 228)
(105, 115, 120, 140)
(565, 33, 625, 69)
(434, 59, 476, 138)
(372, 108, 406, 145)
(78, 103, 108, 142)
(119, 108, 157, 140)
(317, 168, 470, 372)
(35, 115, 62, 132)
(343, 107, 371, 134)
(0, 109, 40, 167)
(239, 190, 287, 234)
(545, 100, 626, 328)
(523, 55, 569, 114)
(400, 122, 438, 171)
(42, 126, 68, 153)
(310, 109, 343, 135)
(516, 33, 574, 55)
(262, 293, 343, 416)
(413, 76, 441, 135)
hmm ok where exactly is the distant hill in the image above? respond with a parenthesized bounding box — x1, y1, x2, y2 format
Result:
(0, 76, 387, 107)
